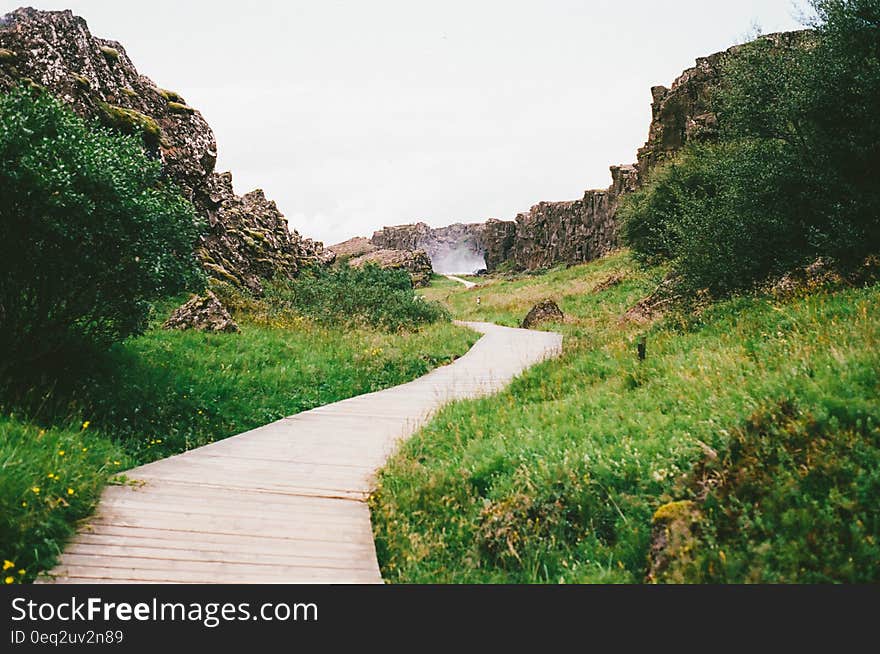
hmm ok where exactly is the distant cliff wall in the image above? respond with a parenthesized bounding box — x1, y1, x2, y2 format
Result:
(367, 31, 810, 273)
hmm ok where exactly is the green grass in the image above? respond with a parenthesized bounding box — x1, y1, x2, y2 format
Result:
(372, 251, 880, 583)
(1, 313, 476, 583)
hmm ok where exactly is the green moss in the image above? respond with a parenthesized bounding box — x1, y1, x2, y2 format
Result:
(99, 46, 120, 61)
(0, 48, 16, 62)
(243, 228, 268, 242)
(204, 262, 240, 285)
(98, 102, 161, 149)
(167, 101, 195, 115)
(121, 88, 139, 98)
(652, 500, 697, 523)
(158, 88, 185, 103)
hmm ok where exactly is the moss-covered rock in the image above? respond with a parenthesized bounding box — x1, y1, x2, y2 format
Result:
(158, 88, 185, 103)
(0, 48, 16, 62)
(646, 500, 700, 583)
(99, 45, 119, 61)
(72, 73, 91, 88)
(167, 101, 195, 115)
(98, 102, 161, 148)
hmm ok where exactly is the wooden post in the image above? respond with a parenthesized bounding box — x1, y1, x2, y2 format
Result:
(637, 335, 647, 361)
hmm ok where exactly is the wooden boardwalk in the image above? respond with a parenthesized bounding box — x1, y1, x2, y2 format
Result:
(43, 322, 562, 583)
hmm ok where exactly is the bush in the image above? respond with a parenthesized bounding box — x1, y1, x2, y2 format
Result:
(620, 140, 810, 295)
(620, 0, 880, 296)
(261, 264, 449, 331)
(0, 87, 204, 373)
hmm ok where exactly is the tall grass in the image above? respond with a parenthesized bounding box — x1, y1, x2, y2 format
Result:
(1, 313, 476, 582)
(372, 251, 880, 582)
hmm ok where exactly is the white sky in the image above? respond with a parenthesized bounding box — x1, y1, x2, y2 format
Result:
(18, 1, 809, 244)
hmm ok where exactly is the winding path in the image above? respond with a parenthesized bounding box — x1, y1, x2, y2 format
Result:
(444, 274, 477, 288)
(43, 322, 562, 583)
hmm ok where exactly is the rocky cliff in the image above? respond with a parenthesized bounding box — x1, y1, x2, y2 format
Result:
(636, 30, 810, 185)
(364, 32, 809, 273)
(0, 7, 326, 293)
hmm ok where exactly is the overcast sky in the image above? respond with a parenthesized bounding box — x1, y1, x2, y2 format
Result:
(21, 1, 809, 244)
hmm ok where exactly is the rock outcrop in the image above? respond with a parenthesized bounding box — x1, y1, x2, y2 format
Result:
(0, 7, 327, 294)
(636, 30, 811, 185)
(521, 300, 564, 329)
(327, 237, 378, 261)
(162, 291, 239, 333)
(360, 32, 810, 274)
(348, 248, 433, 288)
(507, 164, 638, 270)
(371, 222, 487, 274)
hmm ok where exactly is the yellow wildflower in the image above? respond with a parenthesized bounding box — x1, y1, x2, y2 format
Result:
(20, 501, 27, 507)
(82, 447, 88, 452)
(67, 488, 75, 496)
(58, 450, 65, 456)
(81, 421, 90, 430)
(4, 576, 13, 585)
(2, 560, 14, 571)
(18, 570, 25, 575)
(31, 486, 40, 494)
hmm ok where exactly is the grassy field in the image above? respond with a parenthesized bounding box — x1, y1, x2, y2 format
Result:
(1, 311, 476, 583)
(371, 251, 880, 583)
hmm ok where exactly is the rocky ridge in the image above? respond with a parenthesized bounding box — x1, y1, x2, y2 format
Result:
(0, 7, 326, 295)
(364, 32, 810, 273)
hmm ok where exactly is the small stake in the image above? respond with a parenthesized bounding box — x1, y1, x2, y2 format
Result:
(637, 335, 647, 361)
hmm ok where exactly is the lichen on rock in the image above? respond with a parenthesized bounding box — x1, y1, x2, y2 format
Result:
(521, 299, 564, 329)
(162, 290, 239, 333)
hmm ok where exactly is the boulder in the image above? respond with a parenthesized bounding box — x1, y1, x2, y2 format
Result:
(163, 291, 239, 333)
(521, 299, 564, 329)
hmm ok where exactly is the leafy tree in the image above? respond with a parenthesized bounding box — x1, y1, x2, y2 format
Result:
(0, 87, 204, 373)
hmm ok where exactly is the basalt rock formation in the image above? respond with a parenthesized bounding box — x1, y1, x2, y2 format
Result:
(0, 7, 326, 295)
(365, 32, 809, 273)
(636, 30, 811, 185)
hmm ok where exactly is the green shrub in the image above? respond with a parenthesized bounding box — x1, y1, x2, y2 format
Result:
(620, 140, 810, 295)
(262, 264, 449, 331)
(0, 87, 204, 375)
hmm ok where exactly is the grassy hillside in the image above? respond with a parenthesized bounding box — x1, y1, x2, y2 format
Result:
(371, 251, 880, 583)
(1, 313, 476, 583)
